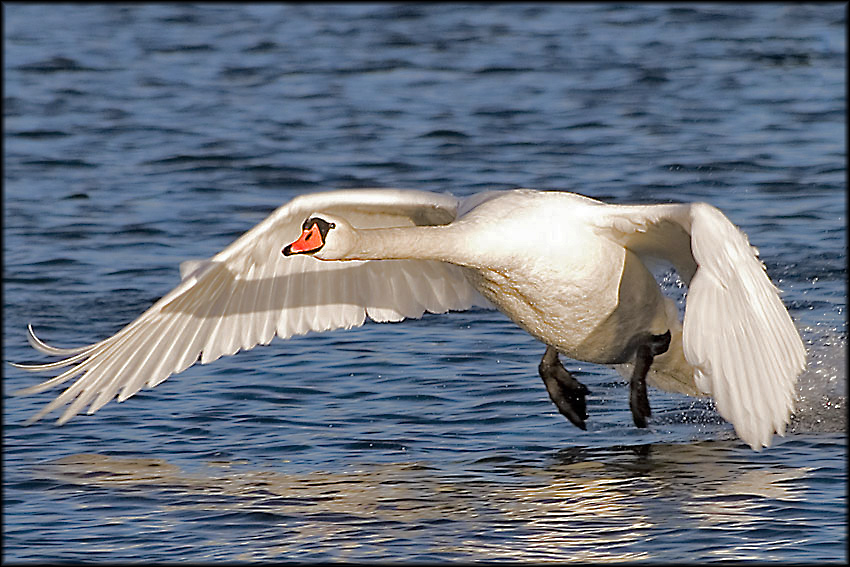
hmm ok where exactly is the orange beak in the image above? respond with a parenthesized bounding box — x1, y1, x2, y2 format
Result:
(283, 223, 324, 256)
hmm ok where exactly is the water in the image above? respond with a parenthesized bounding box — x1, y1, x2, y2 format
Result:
(3, 3, 845, 563)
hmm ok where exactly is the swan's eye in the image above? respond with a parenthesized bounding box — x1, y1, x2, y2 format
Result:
(301, 218, 335, 231)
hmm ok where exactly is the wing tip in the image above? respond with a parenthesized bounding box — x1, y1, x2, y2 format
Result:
(26, 324, 93, 356)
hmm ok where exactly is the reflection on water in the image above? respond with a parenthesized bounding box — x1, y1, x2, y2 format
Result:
(30, 441, 824, 562)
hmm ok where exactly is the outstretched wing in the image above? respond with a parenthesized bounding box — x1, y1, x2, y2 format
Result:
(13, 188, 491, 424)
(592, 200, 807, 450)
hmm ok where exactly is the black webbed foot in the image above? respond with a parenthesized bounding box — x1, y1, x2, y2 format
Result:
(629, 330, 671, 428)
(539, 346, 590, 430)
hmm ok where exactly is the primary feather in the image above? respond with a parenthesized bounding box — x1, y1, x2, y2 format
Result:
(13, 189, 490, 425)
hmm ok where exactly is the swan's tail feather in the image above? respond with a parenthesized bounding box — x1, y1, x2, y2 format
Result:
(646, 325, 703, 397)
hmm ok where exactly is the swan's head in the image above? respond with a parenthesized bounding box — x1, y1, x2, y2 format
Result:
(282, 214, 356, 260)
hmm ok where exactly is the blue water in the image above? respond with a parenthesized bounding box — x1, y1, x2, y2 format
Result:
(3, 3, 845, 563)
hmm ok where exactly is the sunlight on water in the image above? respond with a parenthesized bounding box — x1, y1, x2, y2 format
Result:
(28, 447, 826, 562)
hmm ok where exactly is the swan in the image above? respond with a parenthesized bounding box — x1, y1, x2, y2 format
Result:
(11, 188, 807, 450)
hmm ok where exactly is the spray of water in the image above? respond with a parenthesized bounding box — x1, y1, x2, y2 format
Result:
(790, 325, 846, 434)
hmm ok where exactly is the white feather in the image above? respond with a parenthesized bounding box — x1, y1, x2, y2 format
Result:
(593, 201, 806, 449)
(14, 188, 805, 452)
(16, 189, 490, 424)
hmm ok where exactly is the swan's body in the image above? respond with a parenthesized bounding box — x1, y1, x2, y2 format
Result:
(13, 188, 807, 450)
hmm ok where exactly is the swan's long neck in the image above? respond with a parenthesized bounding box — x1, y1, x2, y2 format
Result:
(345, 225, 469, 265)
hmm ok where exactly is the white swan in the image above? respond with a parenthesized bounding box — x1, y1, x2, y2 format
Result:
(12, 188, 806, 450)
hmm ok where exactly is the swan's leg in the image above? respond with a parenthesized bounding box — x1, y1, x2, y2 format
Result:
(629, 330, 671, 428)
(538, 346, 590, 430)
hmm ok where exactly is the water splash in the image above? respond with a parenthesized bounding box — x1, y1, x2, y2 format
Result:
(791, 327, 846, 434)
